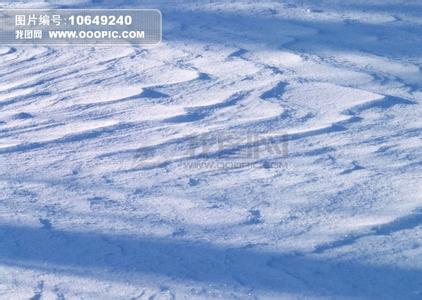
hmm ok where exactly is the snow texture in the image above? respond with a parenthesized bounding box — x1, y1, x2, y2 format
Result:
(0, 0, 421, 299)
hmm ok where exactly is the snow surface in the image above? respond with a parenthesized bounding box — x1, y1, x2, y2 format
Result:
(0, 0, 421, 299)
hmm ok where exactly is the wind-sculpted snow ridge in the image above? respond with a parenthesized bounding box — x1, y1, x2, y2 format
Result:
(0, 0, 421, 299)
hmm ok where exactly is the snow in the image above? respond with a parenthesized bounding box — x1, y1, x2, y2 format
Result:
(0, 0, 421, 299)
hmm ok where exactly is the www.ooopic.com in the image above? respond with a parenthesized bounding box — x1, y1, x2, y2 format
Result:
(181, 161, 288, 170)
(48, 30, 145, 39)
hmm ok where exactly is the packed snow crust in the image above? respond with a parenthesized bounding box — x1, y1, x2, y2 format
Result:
(0, 0, 421, 299)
